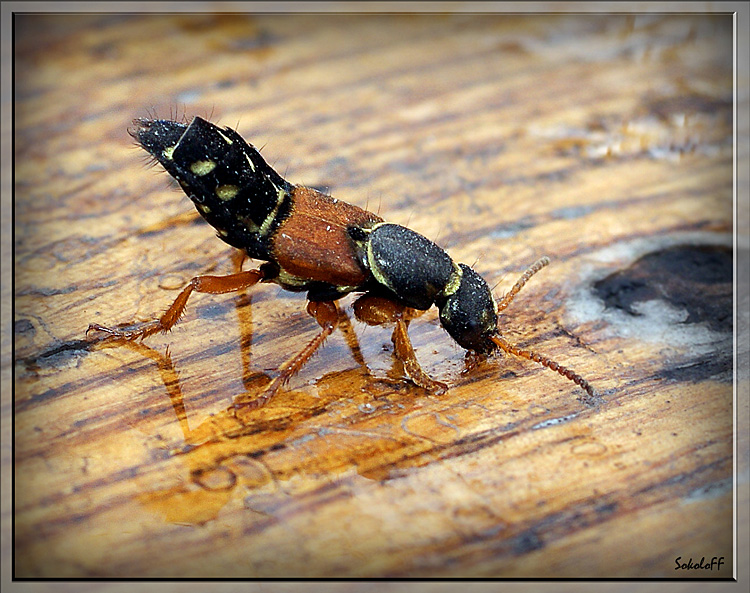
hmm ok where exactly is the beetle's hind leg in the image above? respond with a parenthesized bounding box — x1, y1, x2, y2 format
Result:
(353, 295, 448, 395)
(234, 300, 340, 414)
(87, 268, 265, 341)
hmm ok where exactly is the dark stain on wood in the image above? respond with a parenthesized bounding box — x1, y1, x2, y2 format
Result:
(594, 244, 732, 332)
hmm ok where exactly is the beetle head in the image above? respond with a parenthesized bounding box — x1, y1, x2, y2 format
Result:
(437, 263, 499, 353)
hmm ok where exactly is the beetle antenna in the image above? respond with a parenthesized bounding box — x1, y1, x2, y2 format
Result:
(496, 256, 550, 312)
(490, 334, 596, 398)
(492, 256, 596, 398)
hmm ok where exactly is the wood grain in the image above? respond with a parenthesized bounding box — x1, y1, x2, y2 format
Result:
(11, 12, 741, 578)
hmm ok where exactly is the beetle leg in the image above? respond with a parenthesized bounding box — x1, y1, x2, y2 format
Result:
(392, 317, 448, 395)
(353, 295, 447, 394)
(230, 249, 248, 273)
(234, 300, 340, 413)
(87, 268, 265, 341)
(336, 310, 368, 370)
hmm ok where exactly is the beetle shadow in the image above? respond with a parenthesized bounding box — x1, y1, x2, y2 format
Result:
(86, 288, 437, 526)
(89, 287, 417, 447)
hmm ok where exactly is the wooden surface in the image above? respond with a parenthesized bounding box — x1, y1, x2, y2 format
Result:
(10, 12, 744, 579)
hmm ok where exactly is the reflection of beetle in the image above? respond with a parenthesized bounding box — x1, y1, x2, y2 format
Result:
(88, 116, 596, 413)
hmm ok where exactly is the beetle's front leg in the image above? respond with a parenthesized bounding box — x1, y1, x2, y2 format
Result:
(353, 294, 447, 395)
(87, 268, 265, 341)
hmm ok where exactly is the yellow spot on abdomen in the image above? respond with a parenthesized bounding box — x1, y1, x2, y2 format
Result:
(162, 146, 175, 160)
(190, 160, 217, 176)
(216, 184, 239, 201)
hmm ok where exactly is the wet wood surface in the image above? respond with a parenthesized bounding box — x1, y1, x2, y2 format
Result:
(11, 13, 741, 579)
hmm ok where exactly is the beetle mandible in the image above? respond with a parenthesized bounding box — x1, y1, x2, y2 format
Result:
(89, 116, 596, 412)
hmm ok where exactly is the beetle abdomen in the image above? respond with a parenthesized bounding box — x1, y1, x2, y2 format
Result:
(131, 117, 293, 261)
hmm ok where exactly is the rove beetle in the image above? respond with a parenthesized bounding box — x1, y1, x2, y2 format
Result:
(89, 116, 596, 413)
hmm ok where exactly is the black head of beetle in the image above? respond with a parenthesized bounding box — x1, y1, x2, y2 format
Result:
(436, 263, 499, 353)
